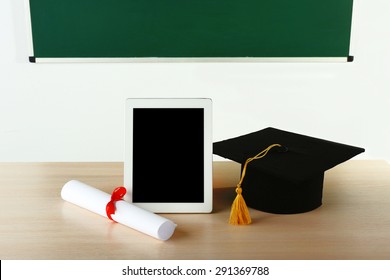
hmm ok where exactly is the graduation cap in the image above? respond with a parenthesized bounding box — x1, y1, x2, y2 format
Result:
(213, 127, 365, 225)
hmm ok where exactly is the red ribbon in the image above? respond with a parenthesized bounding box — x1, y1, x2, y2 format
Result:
(106, 186, 127, 222)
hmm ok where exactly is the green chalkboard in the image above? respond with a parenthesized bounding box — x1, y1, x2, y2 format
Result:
(28, 0, 354, 62)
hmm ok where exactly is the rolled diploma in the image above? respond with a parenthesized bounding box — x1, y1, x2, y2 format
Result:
(61, 180, 176, 241)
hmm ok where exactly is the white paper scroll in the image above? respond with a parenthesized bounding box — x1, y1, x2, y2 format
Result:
(61, 180, 176, 241)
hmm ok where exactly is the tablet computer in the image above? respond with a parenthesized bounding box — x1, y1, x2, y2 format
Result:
(124, 98, 213, 213)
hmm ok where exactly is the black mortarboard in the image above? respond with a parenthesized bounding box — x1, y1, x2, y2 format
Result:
(213, 127, 365, 216)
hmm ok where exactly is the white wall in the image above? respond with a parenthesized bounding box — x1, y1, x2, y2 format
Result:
(1, 0, 389, 162)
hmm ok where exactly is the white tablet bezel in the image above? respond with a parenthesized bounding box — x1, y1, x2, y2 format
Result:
(124, 98, 213, 213)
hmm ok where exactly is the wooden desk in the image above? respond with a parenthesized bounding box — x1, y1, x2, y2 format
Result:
(1, 161, 390, 260)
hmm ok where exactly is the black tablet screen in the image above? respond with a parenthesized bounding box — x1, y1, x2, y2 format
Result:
(132, 108, 204, 203)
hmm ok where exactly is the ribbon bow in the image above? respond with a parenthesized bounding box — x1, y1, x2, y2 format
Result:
(106, 186, 127, 222)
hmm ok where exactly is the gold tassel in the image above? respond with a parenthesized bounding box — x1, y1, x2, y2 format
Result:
(228, 143, 282, 225)
(229, 185, 252, 225)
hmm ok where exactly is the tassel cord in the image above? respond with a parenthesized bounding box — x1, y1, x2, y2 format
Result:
(229, 143, 282, 225)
